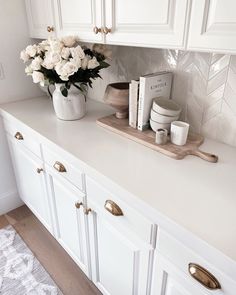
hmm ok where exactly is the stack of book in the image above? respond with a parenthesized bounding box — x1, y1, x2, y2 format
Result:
(129, 72, 172, 131)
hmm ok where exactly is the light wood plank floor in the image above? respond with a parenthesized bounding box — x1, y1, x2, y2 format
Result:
(0, 205, 101, 295)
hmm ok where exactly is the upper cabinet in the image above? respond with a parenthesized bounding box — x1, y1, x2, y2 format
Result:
(187, 0, 236, 53)
(25, 0, 236, 54)
(53, 0, 104, 43)
(25, 0, 56, 38)
(104, 0, 189, 48)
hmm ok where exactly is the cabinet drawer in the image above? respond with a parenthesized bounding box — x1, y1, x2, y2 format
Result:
(86, 176, 157, 246)
(156, 230, 236, 294)
(43, 146, 85, 192)
(3, 119, 41, 158)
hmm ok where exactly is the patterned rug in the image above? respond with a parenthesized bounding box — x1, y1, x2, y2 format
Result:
(0, 225, 63, 295)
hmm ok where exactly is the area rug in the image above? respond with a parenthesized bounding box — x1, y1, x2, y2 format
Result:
(0, 225, 63, 294)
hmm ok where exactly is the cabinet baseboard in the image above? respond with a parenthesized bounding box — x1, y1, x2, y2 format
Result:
(0, 190, 23, 215)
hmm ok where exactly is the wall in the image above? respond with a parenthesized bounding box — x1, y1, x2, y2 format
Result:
(0, 0, 43, 214)
(88, 46, 236, 147)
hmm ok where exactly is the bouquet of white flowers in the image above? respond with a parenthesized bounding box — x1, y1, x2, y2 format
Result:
(20, 36, 111, 97)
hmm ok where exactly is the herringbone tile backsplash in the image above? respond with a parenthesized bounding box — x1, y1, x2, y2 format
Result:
(88, 45, 236, 147)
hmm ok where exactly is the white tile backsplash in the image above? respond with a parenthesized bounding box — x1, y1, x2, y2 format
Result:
(88, 45, 236, 147)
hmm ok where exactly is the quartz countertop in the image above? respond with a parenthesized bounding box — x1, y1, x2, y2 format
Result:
(1, 96, 236, 265)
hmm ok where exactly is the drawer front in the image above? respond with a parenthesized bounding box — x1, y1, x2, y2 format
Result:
(43, 146, 85, 192)
(86, 176, 157, 246)
(156, 229, 236, 295)
(3, 119, 41, 158)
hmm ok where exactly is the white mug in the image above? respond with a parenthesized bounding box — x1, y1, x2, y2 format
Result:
(170, 121, 189, 146)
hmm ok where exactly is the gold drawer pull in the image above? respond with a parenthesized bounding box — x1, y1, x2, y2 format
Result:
(104, 200, 123, 216)
(93, 26, 101, 34)
(188, 263, 221, 290)
(53, 161, 67, 173)
(84, 208, 92, 215)
(36, 168, 43, 174)
(47, 26, 54, 32)
(14, 132, 24, 140)
(75, 202, 83, 209)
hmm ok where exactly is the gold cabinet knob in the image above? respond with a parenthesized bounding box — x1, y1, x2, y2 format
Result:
(104, 200, 123, 216)
(36, 168, 43, 174)
(84, 208, 92, 215)
(102, 27, 111, 34)
(14, 132, 24, 140)
(47, 26, 54, 32)
(93, 26, 101, 34)
(75, 202, 83, 209)
(53, 161, 67, 173)
(188, 263, 221, 290)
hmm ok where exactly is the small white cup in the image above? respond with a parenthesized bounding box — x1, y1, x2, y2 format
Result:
(170, 121, 189, 146)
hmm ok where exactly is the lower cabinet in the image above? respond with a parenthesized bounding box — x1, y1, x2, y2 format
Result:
(6, 135, 51, 231)
(86, 177, 156, 295)
(45, 164, 89, 276)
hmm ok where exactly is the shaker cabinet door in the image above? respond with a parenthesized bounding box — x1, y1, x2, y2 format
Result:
(7, 135, 51, 231)
(87, 204, 153, 295)
(25, 0, 56, 38)
(45, 166, 89, 276)
(53, 0, 104, 42)
(187, 0, 236, 53)
(104, 0, 189, 48)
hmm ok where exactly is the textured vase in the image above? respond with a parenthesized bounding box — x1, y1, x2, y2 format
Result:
(52, 84, 86, 121)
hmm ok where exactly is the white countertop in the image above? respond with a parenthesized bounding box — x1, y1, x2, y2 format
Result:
(1, 96, 236, 263)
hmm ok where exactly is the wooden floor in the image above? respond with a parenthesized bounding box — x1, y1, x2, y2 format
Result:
(0, 205, 101, 295)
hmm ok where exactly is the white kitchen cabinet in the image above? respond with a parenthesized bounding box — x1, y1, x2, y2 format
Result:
(187, 0, 236, 53)
(6, 135, 51, 231)
(104, 0, 189, 48)
(25, 0, 56, 38)
(86, 176, 156, 295)
(53, 0, 104, 42)
(45, 164, 89, 276)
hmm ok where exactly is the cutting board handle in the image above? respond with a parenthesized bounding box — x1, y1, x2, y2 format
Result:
(191, 149, 218, 163)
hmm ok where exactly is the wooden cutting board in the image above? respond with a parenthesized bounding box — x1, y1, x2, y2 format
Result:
(97, 114, 218, 163)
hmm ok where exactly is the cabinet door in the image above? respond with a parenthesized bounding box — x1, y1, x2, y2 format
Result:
(7, 135, 51, 231)
(187, 0, 236, 53)
(104, 0, 189, 48)
(87, 203, 153, 295)
(53, 0, 104, 42)
(25, 0, 56, 38)
(46, 166, 89, 276)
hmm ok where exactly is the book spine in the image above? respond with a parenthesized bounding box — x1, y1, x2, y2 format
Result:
(129, 81, 139, 128)
(137, 77, 145, 131)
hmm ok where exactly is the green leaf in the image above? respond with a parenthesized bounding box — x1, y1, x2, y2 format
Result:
(60, 86, 68, 97)
(99, 61, 110, 68)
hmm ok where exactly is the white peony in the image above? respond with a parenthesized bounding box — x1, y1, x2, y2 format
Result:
(55, 60, 67, 76)
(61, 36, 78, 48)
(61, 61, 78, 81)
(32, 71, 44, 84)
(87, 57, 100, 69)
(20, 50, 30, 63)
(70, 45, 85, 60)
(31, 56, 43, 71)
(25, 45, 37, 58)
(81, 55, 91, 70)
(38, 40, 50, 52)
(42, 52, 61, 69)
(25, 65, 33, 75)
(61, 47, 71, 60)
(49, 38, 64, 53)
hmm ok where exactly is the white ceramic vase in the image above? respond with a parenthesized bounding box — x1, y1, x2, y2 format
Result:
(52, 84, 86, 121)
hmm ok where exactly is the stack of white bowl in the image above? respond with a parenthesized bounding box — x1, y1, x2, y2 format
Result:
(150, 97, 182, 132)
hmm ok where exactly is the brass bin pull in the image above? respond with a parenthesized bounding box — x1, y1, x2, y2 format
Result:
(36, 168, 43, 174)
(102, 27, 112, 34)
(84, 208, 92, 215)
(93, 26, 101, 34)
(188, 263, 221, 290)
(53, 161, 67, 173)
(104, 200, 123, 216)
(47, 26, 54, 32)
(14, 132, 24, 140)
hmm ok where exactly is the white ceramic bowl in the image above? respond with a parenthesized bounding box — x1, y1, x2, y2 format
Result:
(152, 97, 181, 117)
(150, 108, 179, 123)
(150, 119, 171, 132)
